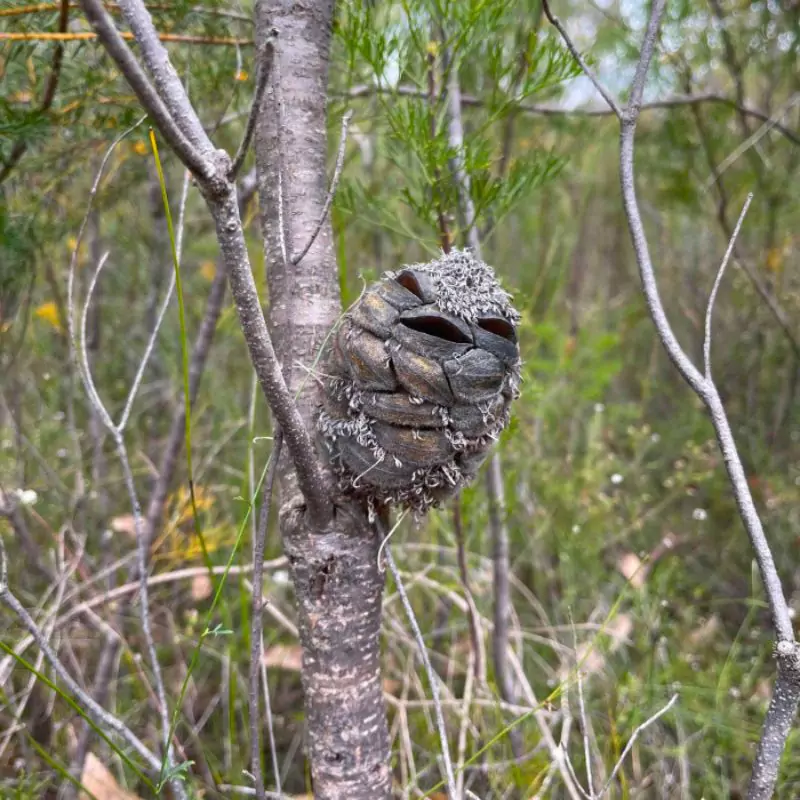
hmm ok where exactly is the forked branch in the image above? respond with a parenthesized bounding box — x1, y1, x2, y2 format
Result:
(79, 0, 332, 526)
(543, 2, 799, 797)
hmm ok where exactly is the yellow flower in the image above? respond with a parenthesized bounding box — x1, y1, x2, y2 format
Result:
(35, 301, 62, 332)
(200, 261, 217, 281)
(235, 69, 249, 82)
(133, 140, 148, 156)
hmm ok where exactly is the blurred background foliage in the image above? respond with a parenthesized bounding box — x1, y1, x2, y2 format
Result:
(1, 0, 799, 797)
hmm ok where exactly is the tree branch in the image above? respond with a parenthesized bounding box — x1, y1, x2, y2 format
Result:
(343, 84, 800, 147)
(229, 30, 277, 180)
(703, 193, 753, 379)
(79, 0, 212, 180)
(0, 541, 162, 776)
(541, 0, 621, 118)
(249, 433, 282, 800)
(544, 2, 800, 797)
(117, 0, 210, 154)
(385, 546, 457, 800)
(291, 109, 353, 266)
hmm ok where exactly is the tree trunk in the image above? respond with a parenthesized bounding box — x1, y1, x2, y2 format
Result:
(253, 1, 391, 797)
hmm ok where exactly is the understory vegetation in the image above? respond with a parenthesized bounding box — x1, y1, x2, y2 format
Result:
(1, 0, 799, 797)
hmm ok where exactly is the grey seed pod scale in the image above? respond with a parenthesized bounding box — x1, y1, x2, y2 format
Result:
(318, 248, 522, 512)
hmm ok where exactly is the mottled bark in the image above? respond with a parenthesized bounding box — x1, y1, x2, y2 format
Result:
(253, 1, 391, 797)
(282, 500, 391, 799)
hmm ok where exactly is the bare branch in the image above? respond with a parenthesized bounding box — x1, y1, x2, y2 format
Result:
(117, 0, 210, 154)
(625, 0, 666, 116)
(229, 31, 277, 181)
(703, 193, 753, 379)
(0, 541, 162, 774)
(207, 190, 333, 526)
(249, 433, 282, 800)
(343, 84, 800, 147)
(541, 0, 622, 118)
(545, 1, 800, 796)
(291, 109, 353, 266)
(119, 169, 190, 430)
(79, 0, 212, 180)
(385, 546, 457, 800)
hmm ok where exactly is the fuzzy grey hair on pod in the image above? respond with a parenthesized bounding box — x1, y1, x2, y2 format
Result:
(318, 248, 522, 513)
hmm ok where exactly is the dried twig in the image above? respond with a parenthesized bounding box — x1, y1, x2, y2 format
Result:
(600, 695, 679, 795)
(229, 30, 277, 180)
(0, 539, 163, 775)
(343, 84, 800, 147)
(291, 109, 353, 266)
(385, 546, 457, 800)
(703, 194, 753, 379)
(540, 0, 621, 118)
(249, 433, 282, 800)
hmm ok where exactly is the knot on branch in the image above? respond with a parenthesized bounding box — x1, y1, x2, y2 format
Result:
(318, 249, 521, 513)
(775, 640, 800, 676)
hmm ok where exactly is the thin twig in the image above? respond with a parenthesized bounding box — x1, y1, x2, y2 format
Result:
(291, 109, 353, 266)
(230, 30, 277, 180)
(117, 0, 210, 154)
(541, 0, 621, 119)
(0, 540, 162, 774)
(600, 695, 679, 794)
(343, 84, 800, 147)
(544, 2, 800, 797)
(385, 546, 457, 800)
(570, 615, 594, 797)
(72, 249, 186, 794)
(703, 193, 753, 379)
(119, 169, 190, 430)
(79, 0, 211, 180)
(249, 433, 282, 800)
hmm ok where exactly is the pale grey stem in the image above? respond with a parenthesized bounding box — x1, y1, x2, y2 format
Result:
(385, 546, 457, 800)
(444, 47, 521, 758)
(78, 0, 211, 180)
(445, 64, 481, 254)
(703, 193, 753, 380)
(119, 170, 191, 430)
(67, 119, 145, 367)
(259, 629, 282, 799)
(291, 109, 353, 266)
(343, 85, 800, 146)
(600, 694, 679, 795)
(112, 430, 185, 796)
(117, 0, 212, 157)
(249, 433, 282, 800)
(563, 753, 593, 800)
(77, 254, 186, 797)
(230, 32, 277, 180)
(624, 0, 666, 115)
(574, 653, 594, 796)
(545, 0, 799, 796)
(0, 540, 161, 773)
(207, 189, 332, 527)
(79, 252, 115, 431)
(541, 0, 621, 119)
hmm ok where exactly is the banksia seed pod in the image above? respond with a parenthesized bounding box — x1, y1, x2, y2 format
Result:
(318, 248, 521, 512)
